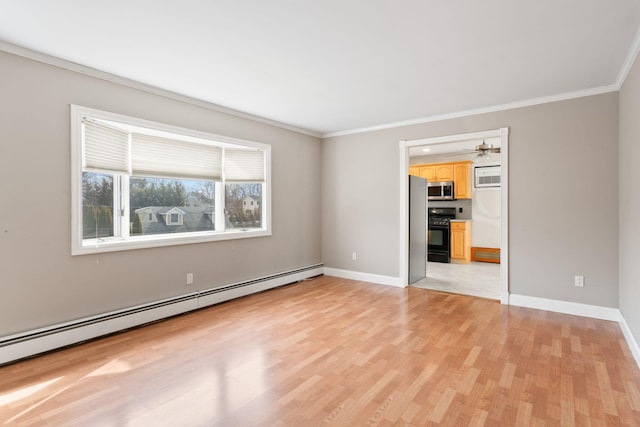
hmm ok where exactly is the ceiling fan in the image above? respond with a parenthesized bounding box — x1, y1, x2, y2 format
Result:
(457, 140, 501, 157)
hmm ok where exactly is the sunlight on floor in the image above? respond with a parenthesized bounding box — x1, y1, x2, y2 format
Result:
(86, 358, 132, 378)
(2, 358, 133, 425)
(0, 377, 63, 407)
(2, 376, 74, 425)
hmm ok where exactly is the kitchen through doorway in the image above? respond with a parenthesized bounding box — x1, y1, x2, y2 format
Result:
(399, 128, 509, 303)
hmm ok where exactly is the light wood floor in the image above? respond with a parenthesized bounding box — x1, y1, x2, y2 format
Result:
(1, 275, 640, 426)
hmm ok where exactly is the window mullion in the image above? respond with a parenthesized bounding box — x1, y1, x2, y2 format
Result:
(110, 174, 120, 238)
(215, 181, 224, 231)
(120, 175, 130, 239)
(111, 175, 127, 239)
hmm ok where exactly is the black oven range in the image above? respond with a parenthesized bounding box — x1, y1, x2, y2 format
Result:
(427, 207, 457, 263)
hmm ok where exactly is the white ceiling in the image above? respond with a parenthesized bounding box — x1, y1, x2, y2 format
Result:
(1, 1, 639, 137)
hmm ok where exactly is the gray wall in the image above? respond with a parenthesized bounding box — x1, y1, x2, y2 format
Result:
(0, 51, 322, 336)
(0, 45, 627, 341)
(322, 93, 619, 307)
(619, 54, 640, 339)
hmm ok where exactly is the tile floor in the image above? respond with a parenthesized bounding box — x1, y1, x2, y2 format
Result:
(411, 261, 501, 300)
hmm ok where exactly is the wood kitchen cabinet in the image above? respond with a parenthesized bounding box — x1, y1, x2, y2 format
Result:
(419, 165, 435, 181)
(408, 160, 472, 199)
(417, 164, 452, 181)
(450, 221, 471, 263)
(453, 161, 472, 199)
(433, 164, 454, 181)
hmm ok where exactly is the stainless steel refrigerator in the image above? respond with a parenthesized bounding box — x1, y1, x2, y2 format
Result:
(408, 175, 427, 283)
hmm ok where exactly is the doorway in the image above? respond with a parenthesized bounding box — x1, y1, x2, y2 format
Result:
(398, 128, 509, 304)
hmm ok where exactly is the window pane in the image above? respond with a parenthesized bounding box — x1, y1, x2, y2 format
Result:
(130, 177, 215, 236)
(225, 183, 262, 229)
(82, 172, 114, 239)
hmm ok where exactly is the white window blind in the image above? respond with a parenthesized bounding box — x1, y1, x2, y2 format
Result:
(83, 119, 130, 174)
(131, 133, 222, 180)
(225, 149, 265, 182)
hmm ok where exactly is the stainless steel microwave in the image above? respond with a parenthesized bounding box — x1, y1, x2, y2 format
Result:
(427, 181, 455, 200)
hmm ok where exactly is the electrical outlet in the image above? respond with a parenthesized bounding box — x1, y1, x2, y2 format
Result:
(574, 275, 584, 287)
(186, 273, 194, 285)
(352, 252, 357, 261)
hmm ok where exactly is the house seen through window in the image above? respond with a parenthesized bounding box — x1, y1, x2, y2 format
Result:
(73, 105, 271, 255)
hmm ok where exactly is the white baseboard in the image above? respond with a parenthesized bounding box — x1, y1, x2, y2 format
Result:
(323, 267, 404, 287)
(509, 294, 622, 321)
(0, 264, 323, 366)
(618, 315, 640, 369)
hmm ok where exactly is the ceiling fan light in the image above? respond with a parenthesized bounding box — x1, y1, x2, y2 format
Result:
(480, 150, 498, 162)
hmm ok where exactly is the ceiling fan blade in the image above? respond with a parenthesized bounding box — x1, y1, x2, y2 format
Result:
(477, 147, 501, 154)
(446, 151, 476, 156)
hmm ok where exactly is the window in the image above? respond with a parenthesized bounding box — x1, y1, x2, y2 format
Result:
(71, 105, 271, 255)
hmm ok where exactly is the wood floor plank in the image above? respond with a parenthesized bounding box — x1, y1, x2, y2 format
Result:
(1, 275, 640, 426)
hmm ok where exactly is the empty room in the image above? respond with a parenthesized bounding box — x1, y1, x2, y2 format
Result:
(2, 1, 640, 425)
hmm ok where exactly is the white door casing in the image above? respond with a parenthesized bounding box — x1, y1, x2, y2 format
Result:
(399, 128, 509, 304)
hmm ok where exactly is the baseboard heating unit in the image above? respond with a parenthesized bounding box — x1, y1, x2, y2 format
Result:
(0, 264, 324, 366)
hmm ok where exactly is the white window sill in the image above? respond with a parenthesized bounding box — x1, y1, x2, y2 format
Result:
(73, 228, 271, 255)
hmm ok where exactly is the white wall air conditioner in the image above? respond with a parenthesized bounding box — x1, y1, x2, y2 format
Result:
(474, 165, 501, 188)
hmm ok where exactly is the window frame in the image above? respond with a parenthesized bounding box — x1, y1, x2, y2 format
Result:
(71, 105, 271, 255)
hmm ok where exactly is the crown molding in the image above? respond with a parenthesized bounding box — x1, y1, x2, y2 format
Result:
(321, 85, 618, 138)
(0, 40, 321, 138)
(617, 27, 640, 90)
